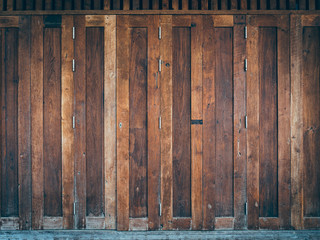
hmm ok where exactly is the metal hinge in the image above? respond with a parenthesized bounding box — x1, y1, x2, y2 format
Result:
(158, 27, 161, 40)
(73, 27, 75, 40)
(72, 59, 76, 72)
(73, 202, 76, 215)
(244, 26, 247, 39)
(159, 116, 162, 129)
(245, 202, 248, 215)
(159, 202, 162, 216)
(72, 116, 76, 129)
(244, 59, 247, 72)
(245, 115, 248, 129)
(159, 59, 162, 72)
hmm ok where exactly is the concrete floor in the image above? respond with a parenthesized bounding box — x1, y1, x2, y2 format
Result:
(0, 230, 320, 240)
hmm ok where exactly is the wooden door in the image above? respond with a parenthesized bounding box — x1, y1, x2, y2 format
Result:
(73, 15, 116, 230)
(246, 15, 290, 229)
(117, 15, 160, 231)
(159, 15, 247, 230)
(291, 15, 320, 230)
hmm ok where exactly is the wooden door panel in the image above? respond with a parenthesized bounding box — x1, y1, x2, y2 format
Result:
(291, 15, 320, 229)
(247, 15, 290, 230)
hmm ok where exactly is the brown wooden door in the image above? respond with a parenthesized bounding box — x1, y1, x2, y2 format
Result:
(159, 15, 247, 230)
(291, 14, 320, 230)
(117, 15, 160, 231)
(246, 15, 290, 230)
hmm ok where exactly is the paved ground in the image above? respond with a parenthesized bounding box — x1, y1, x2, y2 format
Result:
(0, 230, 320, 240)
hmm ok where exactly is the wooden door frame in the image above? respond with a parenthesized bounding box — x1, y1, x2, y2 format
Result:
(291, 14, 320, 230)
(246, 14, 291, 230)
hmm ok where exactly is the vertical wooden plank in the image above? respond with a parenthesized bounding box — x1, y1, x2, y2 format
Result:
(299, 0, 306, 9)
(55, 0, 63, 10)
(191, 0, 199, 9)
(18, 16, 31, 230)
(142, 0, 149, 9)
(75, 0, 82, 9)
(74, 15, 86, 230)
(240, 0, 247, 9)
(0, 1, 3, 10)
(6, 0, 13, 10)
(309, 0, 316, 9)
(290, 15, 303, 230)
(182, 0, 188, 9)
(129, 27, 148, 219)
(279, 0, 287, 9)
(289, 0, 296, 9)
(160, 15, 173, 231)
(104, 15, 117, 230)
(260, 0, 267, 9)
(259, 27, 278, 218)
(16, 0, 24, 10)
(123, 0, 129, 9)
(250, 0, 257, 9)
(64, 0, 73, 10)
(104, 0, 111, 9)
(45, 0, 53, 10)
(113, 0, 121, 9)
(26, 0, 34, 10)
(93, 0, 101, 9)
(211, 0, 218, 9)
(2, 28, 19, 218)
(172, 27, 191, 218)
(152, 0, 159, 9)
(147, 15, 161, 231)
(302, 27, 320, 218)
(84, 0, 91, 9)
(43, 27, 62, 218)
(202, 15, 215, 231)
(191, 15, 203, 230)
(31, 16, 44, 230)
(201, 0, 208, 9)
(172, 0, 179, 9)
(233, 15, 247, 230)
(132, 0, 140, 9)
(270, 0, 277, 9)
(61, 15, 74, 229)
(231, 0, 238, 9)
(221, 0, 228, 9)
(247, 20, 259, 230)
(277, 16, 291, 229)
(35, 0, 43, 10)
(162, 0, 169, 9)
(215, 27, 233, 218)
(86, 27, 104, 217)
(117, 15, 130, 231)
(0, 29, 2, 219)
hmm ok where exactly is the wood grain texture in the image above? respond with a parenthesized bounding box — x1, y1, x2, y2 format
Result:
(201, 0, 208, 9)
(162, 0, 169, 9)
(299, 0, 307, 9)
(182, 0, 188, 9)
(277, 16, 290, 229)
(152, 0, 159, 9)
(211, 0, 218, 9)
(221, 0, 228, 9)
(113, 0, 121, 9)
(104, 0, 111, 9)
(142, 0, 149, 9)
(74, 0, 82, 9)
(55, 0, 63, 10)
(43, 27, 62, 218)
(250, 0, 257, 9)
(6, 0, 13, 10)
(64, 0, 72, 10)
(45, 0, 53, 10)
(93, 0, 101, 9)
(247, 21, 259, 230)
(123, 0, 130, 9)
(302, 26, 320, 218)
(290, 15, 303, 230)
(18, 16, 32, 230)
(192, 0, 199, 9)
(31, 16, 44, 230)
(160, 15, 173, 230)
(240, 0, 247, 9)
(190, 15, 203, 230)
(231, 0, 238, 9)
(129, 27, 148, 218)
(132, 0, 140, 10)
(146, 15, 160, 230)
(202, 15, 215, 230)
(84, 0, 91, 9)
(309, 0, 316, 9)
(279, 0, 287, 9)
(172, 0, 179, 9)
(260, 0, 267, 9)
(215, 27, 233, 218)
(35, 0, 43, 10)
(1, 28, 19, 218)
(233, 14, 247, 230)
(270, 0, 277, 9)
(16, 0, 24, 10)
(0, 17, 19, 28)
(117, 15, 130, 231)
(86, 27, 104, 217)
(74, 15, 86, 230)
(61, 16, 74, 229)
(172, 27, 191, 218)
(104, 15, 117, 230)
(289, 0, 296, 9)
(258, 27, 278, 218)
